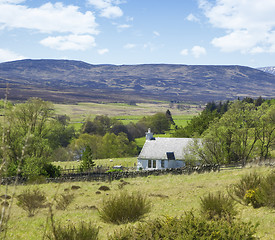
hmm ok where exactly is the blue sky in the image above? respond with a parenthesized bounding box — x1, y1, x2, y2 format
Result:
(1, 0, 275, 67)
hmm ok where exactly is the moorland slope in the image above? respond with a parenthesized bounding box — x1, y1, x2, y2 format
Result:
(0, 59, 274, 103)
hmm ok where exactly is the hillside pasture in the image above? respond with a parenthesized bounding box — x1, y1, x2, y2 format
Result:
(1, 166, 274, 239)
(53, 102, 200, 128)
(53, 157, 137, 170)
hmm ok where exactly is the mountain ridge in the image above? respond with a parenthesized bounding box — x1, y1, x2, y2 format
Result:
(258, 66, 275, 75)
(0, 59, 274, 103)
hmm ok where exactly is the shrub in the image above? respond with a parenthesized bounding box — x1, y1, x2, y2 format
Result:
(16, 188, 47, 217)
(257, 170, 275, 208)
(244, 188, 264, 208)
(99, 191, 151, 224)
(108, 212, 258, 240)
(55, 192, 75, 210)
(47, 221, 99, 240)
(200, 192, 237, 221)
(228, 172, 262, 205)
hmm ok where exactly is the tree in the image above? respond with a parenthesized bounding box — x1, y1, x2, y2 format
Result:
(201, 101, 261, 165)
(166, 109, 175, 125)
(254, 103, 275, 161)
(79, 146, 95, 172)
(110, 123, 133, 141)
(1, 98, 60, 177)
(173, 101, 230, 138)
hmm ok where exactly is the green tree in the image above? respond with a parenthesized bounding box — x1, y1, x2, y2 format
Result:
(69, 134, 102, 160)
(79, 146, 95, 172)
(201, 101, 262, 165)
(254, 103, 275, 161)
(173, 101, 230, 138)
(1, 98, 60, 177)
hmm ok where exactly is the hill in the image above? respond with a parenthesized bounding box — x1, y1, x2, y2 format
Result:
(0, 59, 274, 103)
(258, 66, 275, 75)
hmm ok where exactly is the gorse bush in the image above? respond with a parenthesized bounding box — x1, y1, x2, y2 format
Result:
(55, 192, 75, 210)
(228, 172, 262, 205)
(229, 171, 275, 209)
(200, 192, 237, 221)
(99, 191, 151, 224)
(47, 221, 99, 240)
(244, 188, 264, 208)
(257, 170, 275, 208)
(16, 188, 47, 217)
(108, 211, 258, 240)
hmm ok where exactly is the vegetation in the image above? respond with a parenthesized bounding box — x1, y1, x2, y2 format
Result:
(173, 100, 230, 137)
(0, 96, 274, 239)
(200, 192, 237, 221)
(79, 146, 95, 172)
(0, 167, 274, 239)
(228, 170, 275, 209)
(2, 98, 182, 178)
(55, 192, 75, 211)
(0, 98, 73, 179)
(99, 191, 151, 224)
(47, 220, 99, 240)
(182, 98, 275, 166)
(109, 212, 258, 240)
(16, 188, 47, 217)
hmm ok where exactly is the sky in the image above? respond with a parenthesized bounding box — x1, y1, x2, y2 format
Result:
(1, 0, 275, 67)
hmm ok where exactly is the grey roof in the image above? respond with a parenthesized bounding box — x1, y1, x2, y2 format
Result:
(138, 137, 194, 160)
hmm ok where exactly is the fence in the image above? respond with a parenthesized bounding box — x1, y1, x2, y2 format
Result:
(2, 161, 274, 185)
(46, 164, 221, 184)
(0, 164, 220, 185)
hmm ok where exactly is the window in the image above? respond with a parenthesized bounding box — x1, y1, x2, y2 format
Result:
(166, 152, 175, 160)
(161, 160, 165, 168)
(148, 160, 157, 168)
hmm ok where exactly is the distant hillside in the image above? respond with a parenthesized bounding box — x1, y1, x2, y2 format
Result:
(0, 59, 274, 103)
(258, 66, 275, 75)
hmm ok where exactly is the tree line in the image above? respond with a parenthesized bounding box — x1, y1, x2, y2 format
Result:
(178, 97, 275, 166)
(0, 98, 173, 179)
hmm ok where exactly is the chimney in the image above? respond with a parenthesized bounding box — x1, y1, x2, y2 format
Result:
(146, 128, 154, 140)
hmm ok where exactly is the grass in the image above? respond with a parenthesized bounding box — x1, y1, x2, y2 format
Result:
(1, 166, 275, 239)
(53, 102, 200, 128)
(53, 157, 138, 170)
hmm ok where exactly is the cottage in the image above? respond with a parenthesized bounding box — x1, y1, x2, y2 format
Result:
(137, 129, 194, 170)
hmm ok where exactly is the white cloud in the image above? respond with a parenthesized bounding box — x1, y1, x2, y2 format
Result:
(180, 49, 188, 56)
(200, 0, 275, 53)
(126, 16, 134, 22)
(153, 31, 160, 37)
(117, 24, 131, 30)
(0, 2, 98, 34)
(0, 48, 25, 62)
(40, 35, 96, 51)
(88, 0, 124, 18)
(0, 0, 25, 3)
(97, 48, 109, 55)
(0, 2, 99, 51)
(191, 46, 206, 58)
(124, 43, 136, 49)
(186, 13, 199, 22)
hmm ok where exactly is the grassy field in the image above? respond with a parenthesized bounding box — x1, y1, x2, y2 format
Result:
(53, 102, 200, 130)
(1, 166, 274, 239)
(53, 157, 137, 169)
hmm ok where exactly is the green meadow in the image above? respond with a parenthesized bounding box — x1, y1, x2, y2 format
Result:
(53, 102, 200, 130)
(1, 166, 274, 239)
